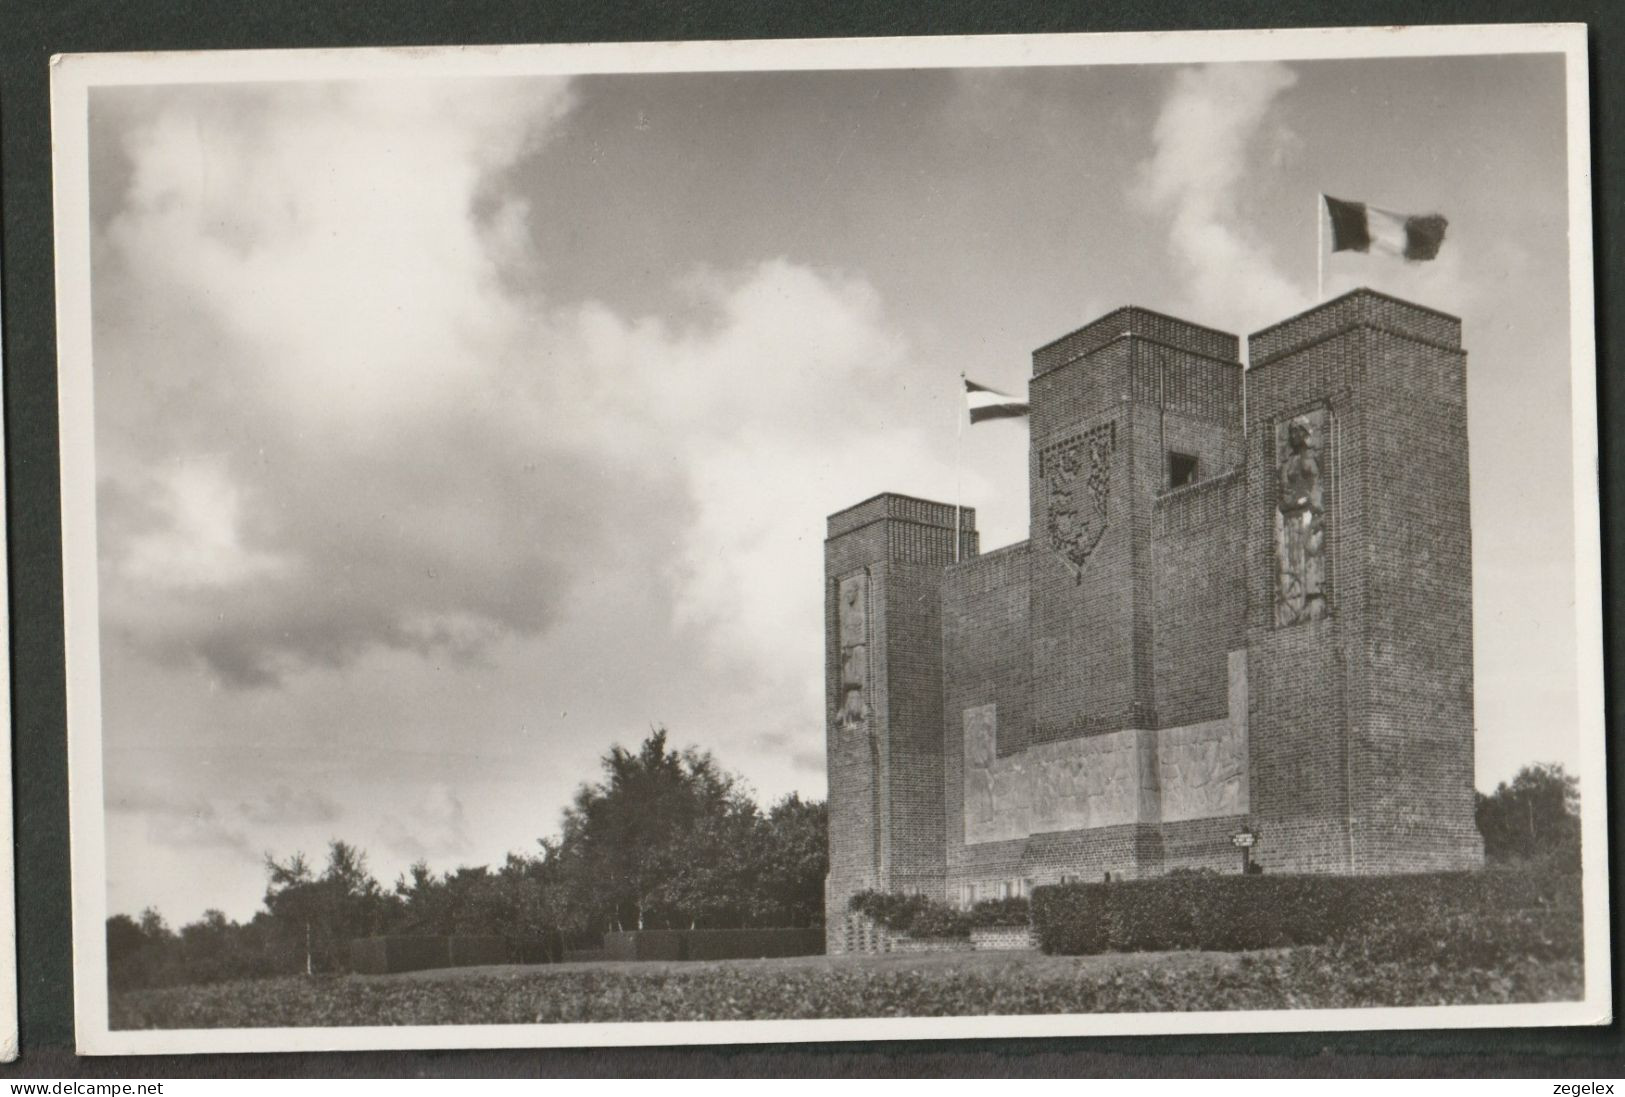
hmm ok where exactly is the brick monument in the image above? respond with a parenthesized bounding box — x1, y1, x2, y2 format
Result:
(823, 288, 1484, 953)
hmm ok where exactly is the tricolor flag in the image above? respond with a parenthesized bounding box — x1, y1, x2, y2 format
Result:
(965, 378, 1029, 424)
(1323, 195, 1449, 261)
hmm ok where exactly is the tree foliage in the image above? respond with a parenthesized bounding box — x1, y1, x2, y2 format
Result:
(753, 794, 829, 929)
(1475, 762, 1580, 866)
(108, 727, 828, 989)
(108, 906, 293, 991)
(262, 840, 395, 974)
(548, 727, 822, 932)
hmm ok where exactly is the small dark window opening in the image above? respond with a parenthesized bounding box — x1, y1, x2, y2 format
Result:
(1169, 451, 1199, 489)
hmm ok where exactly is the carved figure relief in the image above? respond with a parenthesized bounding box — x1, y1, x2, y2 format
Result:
(1041, 421, 1116, 582)
(1274, 409, 1329, 627)
(963, 717, 1152, 845)
(963, 651, 1250, 844)
(1157, 719, 1248, 821)
(836, 573, 870, 729)
(962, 705, 998, 838)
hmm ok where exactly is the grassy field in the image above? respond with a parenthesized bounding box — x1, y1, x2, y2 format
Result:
(109, 941, 1581, 1029)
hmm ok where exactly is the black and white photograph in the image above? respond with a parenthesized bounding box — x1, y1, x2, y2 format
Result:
(50, 25, 1606, 1054)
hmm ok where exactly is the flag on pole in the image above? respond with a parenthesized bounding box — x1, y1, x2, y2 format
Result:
(1322, 195, 1448, 261)
(965, 378, 1029, 424)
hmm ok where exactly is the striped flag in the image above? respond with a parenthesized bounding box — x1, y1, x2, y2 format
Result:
(1323, 195, 1448, 261)
(965, 378, 1029, 424)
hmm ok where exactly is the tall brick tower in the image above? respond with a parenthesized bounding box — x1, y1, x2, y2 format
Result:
(1244, 289, 1483, 873)
(822, 288, 1482, 944)
(1026, 308, 1245, 746)
(824, 494, 976, 953)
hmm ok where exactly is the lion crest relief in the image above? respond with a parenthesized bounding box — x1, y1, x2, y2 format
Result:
(1041, 422, 1115, 582)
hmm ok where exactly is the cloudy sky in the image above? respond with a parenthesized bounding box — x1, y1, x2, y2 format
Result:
(87, 50, 1579, 923)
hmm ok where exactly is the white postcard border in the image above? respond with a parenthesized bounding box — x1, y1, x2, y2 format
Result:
(50, 22, 1608, 1056)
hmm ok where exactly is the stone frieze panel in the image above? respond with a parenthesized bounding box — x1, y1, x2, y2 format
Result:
(962, 651, 1250, 844)
(964, 707, 1156, 845)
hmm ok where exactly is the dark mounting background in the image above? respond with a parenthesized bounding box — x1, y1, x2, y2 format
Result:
(1, 0, 1620, 1080)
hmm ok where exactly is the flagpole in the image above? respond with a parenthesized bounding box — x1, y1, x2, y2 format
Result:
(955, 372, 964, 564)
(1315, 192, 1324, 301)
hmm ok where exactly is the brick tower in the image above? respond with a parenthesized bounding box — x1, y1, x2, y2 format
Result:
(1026, 308, 1244, 742)
(823, 494, 976, 953)
(1243, 289, 1483, 873)
(821, 288, 1482, 944)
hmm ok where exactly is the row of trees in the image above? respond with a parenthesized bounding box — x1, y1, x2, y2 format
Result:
(109, 729, 828, 989)
(110, 743, 1580, 991)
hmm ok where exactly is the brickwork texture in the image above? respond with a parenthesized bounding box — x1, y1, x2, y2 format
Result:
(825, 289, 1483, 935)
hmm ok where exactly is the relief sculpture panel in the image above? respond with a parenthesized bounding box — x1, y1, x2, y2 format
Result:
(1274, 408, 1330, 627)
(835, 572, 870, 730)
(1025, 731, 1158, 835)
(1159, 650, 1249, 822)
(1157, 721, 1247, 821)
(1041, 421, 1116, 583)
(963, 705, 1154, 845)
(963, 651, 1250, 844)
(962, 704, 999, 840)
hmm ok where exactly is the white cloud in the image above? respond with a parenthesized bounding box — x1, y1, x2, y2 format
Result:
(94, 77, 929, 746)
(92, 78, 946, 912)
(381, 783, 471, 861)
(1136, 63, 1307, 329)
(112, 459, 290, 591)
(108, 81, 572, 430)
(238, 785, 343, 827)
(95, 80, 602, 685)
(106, 784, 341, 862)
(547, 259, 931, 715)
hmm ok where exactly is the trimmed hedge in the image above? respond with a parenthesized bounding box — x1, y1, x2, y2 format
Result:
(849, 891, 1029, 939)
(561, 949, 608, 964)
(1032, 865, 1580, 955)
(515, 933, 565, 965)
(605, 930, 688, 962)
(349, 936, 451, 975)
(970, 897, 1030, 928)
(350, 935, 566, 974)
(448, 936, 510, 968)
(111, 931, 1583, 1030)
(847, 891, 933, 931)
(685, 928, 824, 961)
(909, 906, 972, 939)
(602, 928, 825, 962)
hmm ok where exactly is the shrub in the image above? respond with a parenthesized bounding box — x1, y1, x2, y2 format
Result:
(685, 928, 825, 960)
(348, 936, 451, 975)
(447, 936, 511, 968)
(560, 948, 608, 963)
(108, 936, 1583, 1030)
(848, 891, 971, 938)
(847, 890, 932, 931)
(575, 928, 826, 961)
(604, 929, 689, 962)
(909, 906, 972, 938)
(969, 896, 1030, 928)
(1032, 865, 1580, 956)
(351, 934, 581, 972)
(348, 938, 388, 976)
(514, 932, 565, 965)
(1337, 864, 1582, 970)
